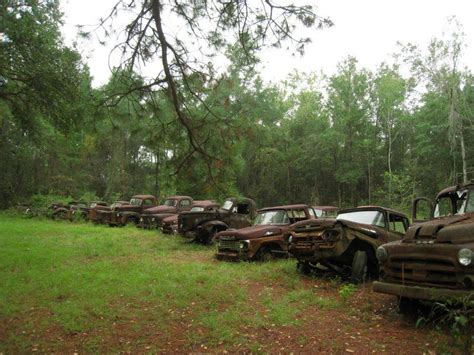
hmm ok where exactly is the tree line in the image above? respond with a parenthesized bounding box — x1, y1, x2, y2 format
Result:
(1, 2, 473, 214)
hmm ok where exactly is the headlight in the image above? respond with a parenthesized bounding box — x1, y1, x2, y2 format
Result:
(152, 217, 155, 222)
(376, 246, 388, 262)
(288, 235, 293, 243)
(240, 240, 249, 249)
(458, 248, 473, 266)
(116, 213, 120, 217)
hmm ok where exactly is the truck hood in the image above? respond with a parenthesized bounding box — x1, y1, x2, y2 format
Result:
(163, 215, 178, 224)
(217, 225, 287, 240)
(143, 205, 176, 214)
(114, 205, 141, 213)
(290, 218, 337, 233)
(404, 213, 474, 244)
(290, 218, 384, 238)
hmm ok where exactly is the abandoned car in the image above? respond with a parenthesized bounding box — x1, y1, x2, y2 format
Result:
(178, 197, 257, 244)
(106, 195, 158, 227)
(137, 196, 193, 229)
(68, 201, 108, 221)
(286, 206, 409, 282)
(215, 204, 316, 261)
(90, 200, 129, 224)
(161, 200, 220, 234)
(50, 201, 87, 220)
(373, 182, 474, 310)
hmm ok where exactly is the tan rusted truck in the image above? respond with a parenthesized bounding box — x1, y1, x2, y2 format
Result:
(286, 206, 409, 283)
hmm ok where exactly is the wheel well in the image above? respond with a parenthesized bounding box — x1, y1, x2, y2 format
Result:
(343, 239, 377, 273)
(127, 215, 139, 223)
(258, 242, 283, 252)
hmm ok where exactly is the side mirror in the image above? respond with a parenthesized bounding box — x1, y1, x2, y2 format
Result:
(412, 197, 433, 223)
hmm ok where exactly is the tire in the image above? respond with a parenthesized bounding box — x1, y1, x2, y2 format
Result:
(351, 250, 368, 284)
(127, 217, 138, 225)
(53, 210, 67, 220)
(297, 261, 312, 275)
(208, 226, 224, 245)
(257, 247, 274, 262)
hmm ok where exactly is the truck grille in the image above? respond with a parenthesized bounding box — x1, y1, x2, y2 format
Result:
(293, 237, 330, 248)
(384, 256, 459, 288)
(219, 240, 240, 251)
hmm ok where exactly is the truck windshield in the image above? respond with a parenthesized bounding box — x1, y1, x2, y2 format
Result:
(164, 199, 177, 206)
(434, 188, 473, 217)
(337, 210, 386, 228)
(221, 200, 233, 211)
(254, 210, 289, 225)
(130, 198, 142, 206)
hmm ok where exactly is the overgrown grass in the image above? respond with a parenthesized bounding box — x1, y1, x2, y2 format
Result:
(0, 214, 340, 352)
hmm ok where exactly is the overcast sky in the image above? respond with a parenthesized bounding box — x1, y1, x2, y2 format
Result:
(60, 0, 474, 88)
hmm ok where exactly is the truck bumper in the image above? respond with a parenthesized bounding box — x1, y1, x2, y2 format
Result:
(373, 281, 474, 302)
(215, 251, 248, 262)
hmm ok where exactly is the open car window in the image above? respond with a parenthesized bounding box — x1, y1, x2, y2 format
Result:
(388, 214, 408, 234)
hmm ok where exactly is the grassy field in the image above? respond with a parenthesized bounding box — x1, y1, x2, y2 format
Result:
(0, 214, 460, 353)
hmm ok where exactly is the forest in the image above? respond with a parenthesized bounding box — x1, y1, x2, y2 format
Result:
(1, 1, 473, 213)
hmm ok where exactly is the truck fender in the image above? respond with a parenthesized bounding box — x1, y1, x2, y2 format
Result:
(120, 211, 140, 224)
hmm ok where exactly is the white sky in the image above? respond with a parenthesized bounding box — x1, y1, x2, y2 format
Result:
(60, 0, 474, 88)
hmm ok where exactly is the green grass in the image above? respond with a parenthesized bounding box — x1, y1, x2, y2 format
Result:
(0, 214, 339, 352)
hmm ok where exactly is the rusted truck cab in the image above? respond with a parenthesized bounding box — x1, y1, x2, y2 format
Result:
(287, 206, 409, 282)
(107, 195, 157, 227)
(374, 183, 474, 309)
(161, 200, 220, 234)
(178, 197, 257, 244)
(215, 204, 316, 261)
(137, 196, 194, 229)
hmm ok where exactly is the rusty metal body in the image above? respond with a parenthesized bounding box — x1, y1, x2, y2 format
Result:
(67, 201, 108, 221)
(215, 204, 316, 261)
(90, 201, 128, 224)
(106, 195, 157, 227)
(137, 196, 194, 229)
(374, 183, 474, 302)
(161, 200, 219, 234)
(178, 197, 257, 244)
(50, 201, 87, 220)
(287, 206, 409, 280)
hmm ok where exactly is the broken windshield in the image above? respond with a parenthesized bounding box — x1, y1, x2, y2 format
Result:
(337, 210, 386, 228)
(254, 210, 289, 225)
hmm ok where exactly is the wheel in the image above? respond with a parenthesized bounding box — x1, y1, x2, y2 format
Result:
(397, 297, 419, 314)
(297, 261, 312, 275)
(207, 227, 224, 245)
(53, 210, 67, 220)
(127, 217, 138, 225)
(257, 247, 274, 262)
(351, 250, 368, 284)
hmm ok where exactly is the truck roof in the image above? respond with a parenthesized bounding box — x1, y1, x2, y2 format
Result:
(258, 204, 309, 212)
(339, 205, 408, 218)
